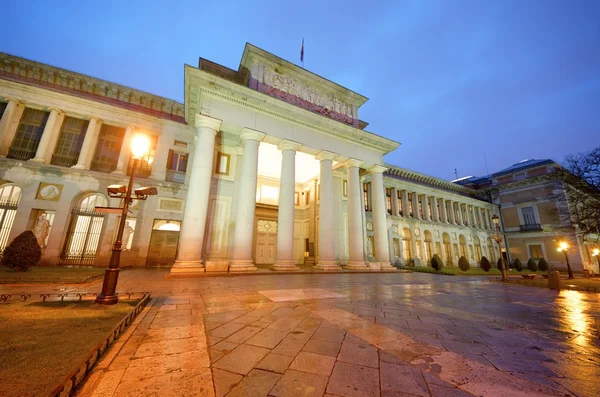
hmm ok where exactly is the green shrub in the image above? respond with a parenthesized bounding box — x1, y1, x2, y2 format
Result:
(480, 256, 491, 272)
(527, 258, 538, 272)
(431, 254, 444, 271)
(538, 258, 549, 271)
(496, 257, 505, 270)
(513, 258, 523, 272)
(458, 256, 470, 271)
(0, 231, 42, 272)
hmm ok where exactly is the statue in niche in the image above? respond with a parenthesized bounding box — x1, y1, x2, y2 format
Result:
(121, 221, 134, 250)
(367, 237, 374, 258)
(33, 213, 51, 249)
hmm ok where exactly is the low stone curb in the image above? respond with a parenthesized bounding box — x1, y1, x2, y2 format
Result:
(166, 268, 412, 278)
(488, 277, 600, 293)
(49, 293, 151, 397)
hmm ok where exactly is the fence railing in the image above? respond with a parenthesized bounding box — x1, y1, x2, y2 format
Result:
(165, 169, 186, 184)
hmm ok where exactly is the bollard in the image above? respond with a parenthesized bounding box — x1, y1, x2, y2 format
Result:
(548, 270, 560, 290)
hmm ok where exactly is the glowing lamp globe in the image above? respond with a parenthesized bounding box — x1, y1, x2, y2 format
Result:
(131, 134, 150, 159)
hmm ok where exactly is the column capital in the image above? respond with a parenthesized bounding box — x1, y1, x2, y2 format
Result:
(367, 164, 388, 175)
(344, 158, 363, 168)
(315, 150, 337, 162)
(4, 97, 24, 105)
(234, 146, 244, 156)
(88, 116, 102, 123)
(195, 114, 222, 131)
(240, 128, 266, 142)
(277, 139, 302, 152)
(48, 107, 64, 115)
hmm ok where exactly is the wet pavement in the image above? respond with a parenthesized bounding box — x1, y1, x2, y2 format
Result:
(3, 270, 599, 396)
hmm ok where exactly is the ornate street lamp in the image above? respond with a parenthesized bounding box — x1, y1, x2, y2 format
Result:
(556, 241, 575, 280)
(96, 134, 156, 305)
(491, 214, 507, 282)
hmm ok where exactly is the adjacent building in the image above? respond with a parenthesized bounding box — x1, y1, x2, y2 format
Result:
(0, 44, 518, 272)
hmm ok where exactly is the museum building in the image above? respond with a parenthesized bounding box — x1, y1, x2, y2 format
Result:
(0, 44, 509, 272)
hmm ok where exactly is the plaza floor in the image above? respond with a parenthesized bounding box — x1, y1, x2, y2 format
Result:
(4, 269, 600, 396)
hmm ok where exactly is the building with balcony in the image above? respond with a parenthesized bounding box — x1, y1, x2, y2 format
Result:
(0, 44, 501, 272)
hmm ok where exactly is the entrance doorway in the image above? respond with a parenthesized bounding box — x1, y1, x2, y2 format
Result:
(255, 219, 277, 265)
(146, 220, 180, 267)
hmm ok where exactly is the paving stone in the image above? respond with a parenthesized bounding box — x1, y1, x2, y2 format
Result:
(226, 369, 281, 397)
(428, 384, 477, 397)
(122, 349, 210, 381)
(461, 369, 567, 396)
(212, 340, 239, 353)
(150, 315, 205, 328)
(311, 326, 346, 343)
(134, 336, 207, 357)
(209, 349, 225, 363)
(209, 322, 246, 338)
(337, 341, 379, 368)
(289, 351, 336, 376)
(348, 324, 404, 345)
(268, 316, 305, 331)
(270, 369, 329, 397)
(204, 310, 247, 323)
(302, 339, 341, 357)
(225, 325, 263, 344)
(271, 335, 309, 357)
(486, 355, 558, 377)
(113, 367, 214, 396)
(155, 309, 193, 318)
(213, 344, 270, 375)
(379, 350, 411, 366)
(550, 376, 599, 397)
(326, 361, 380, 397)
(144, 324, 205, 341)
(245, 327, 289, 349)
(412, 351, 494, 386)
(212, 368, 243, 397)
(379, 361, 429, 396)
(256, 352, 295, 373)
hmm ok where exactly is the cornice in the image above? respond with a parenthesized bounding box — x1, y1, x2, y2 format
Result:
(184, 66, 399, 155)
(385, 165, 478, 197)
(0, 52, 185, 123)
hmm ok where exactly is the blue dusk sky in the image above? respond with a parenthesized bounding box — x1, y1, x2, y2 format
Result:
(4, 0, 599, 180)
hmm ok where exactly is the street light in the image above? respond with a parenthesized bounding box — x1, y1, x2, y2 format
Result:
(556, 241, 575, 280)
(491, 214, 507, 282)
(591, 248, 599, 274)
(96, 133, 155, 305)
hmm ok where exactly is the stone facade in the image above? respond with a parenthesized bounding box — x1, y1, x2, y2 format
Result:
(0, 45, 501, 271)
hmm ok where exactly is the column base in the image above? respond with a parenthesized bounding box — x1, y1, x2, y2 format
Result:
(229, 260, 257, 272)
(71, 164, 88, 170)
(378, 261, 396, 271)
(29, 158, 46, 164)
(272, 262, 299, 271)
(313, 261, 342, 271)
(170, 260, 205, 274)
(344, 261, 369, 270)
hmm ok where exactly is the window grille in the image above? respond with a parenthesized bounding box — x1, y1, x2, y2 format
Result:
(90, 124, 125, 173)
(51, 116, 88, 167)
(8, 108, 49, 160)
(0, 185, 21, 252)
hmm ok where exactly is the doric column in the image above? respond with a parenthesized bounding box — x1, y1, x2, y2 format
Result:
(112, 126, 133, 174)
(369, 165, 394, 269)
(171, 115, 221, 273)
(274, 140, 301, 271)
(30, 108, 64, 164)
(431, 196, 439, 222)
(412, 193, 420, 219)
(230, 128, 265, 272)
(421, 195, 430, 221)
(314, 151, 340, 270)
(0, 99, 25, 157)
(72, 117, 102, 169)
(345, 159, 368, 270)
(402, 190, 409, 218)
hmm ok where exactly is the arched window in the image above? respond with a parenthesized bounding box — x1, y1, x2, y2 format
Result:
(459, 234, 467, 258)
(402, 228, 413, 264)
(488, 238, 496, 262)
(474, 236, 482, 263)
(442, 233, 452, 265)
(424, 230, 433, 263)
(0, 184, 21, 251)
(60, 193, 108, 265)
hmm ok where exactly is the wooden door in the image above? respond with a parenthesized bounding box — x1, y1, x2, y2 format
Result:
(146, 230, 179, 267)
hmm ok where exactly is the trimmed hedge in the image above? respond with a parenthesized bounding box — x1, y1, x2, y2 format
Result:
(538, 258, 549, 271)
(513, 258, 524, 272)
(1, 231, 42, 272)
(480, 256, 491, 272)
(527, 258, 538, 272)
(458, 256, 470, 271)
(496, 257, 505, 270)
(431, 254, 444, 271)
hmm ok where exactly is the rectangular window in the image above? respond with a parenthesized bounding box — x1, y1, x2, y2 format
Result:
(397, 190, 403, 216)
(385, 188, 392, 215)
(529, 244, 543, 259)
(343, 180, 347, 197)
(363, 183, 370, 211)
(521, 206, 536, 225)
(418, 196, 424, 218)
(8, 108, 50, 161)
(51, 116, 89, 167)
(427, 197, 432, 219)
(215, 152, 230, 175)
(436, 199, 440, 221)
(90, 124, 125, 173)
(127, 135, 157, 178)
(407, 193, 413, 217)
(166, 149, 188, 183)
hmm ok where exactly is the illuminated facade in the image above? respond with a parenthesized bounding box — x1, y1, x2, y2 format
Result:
(0, 44, 501, 271)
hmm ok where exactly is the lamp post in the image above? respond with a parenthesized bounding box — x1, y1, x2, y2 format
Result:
(491, 214, 507, 282)
(556, 241, 575, 280)
(96, 134, 151, 305)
